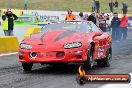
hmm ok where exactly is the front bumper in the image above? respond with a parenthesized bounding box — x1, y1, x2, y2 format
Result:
(19, 48, 87, 63)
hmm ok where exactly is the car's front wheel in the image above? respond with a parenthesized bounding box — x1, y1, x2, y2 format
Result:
(22, 63, 33, 72)
(97, 47, 112, 67)
(84, 48, 94, 69)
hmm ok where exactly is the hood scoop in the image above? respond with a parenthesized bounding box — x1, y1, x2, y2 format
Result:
(54, 30, 76, 42)
(40, 32, 46, 43)
(37, 43, 44, 45)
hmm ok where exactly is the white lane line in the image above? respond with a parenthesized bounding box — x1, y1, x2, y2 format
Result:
(0, 52, 18, 57)
(99, 73, 132, 88)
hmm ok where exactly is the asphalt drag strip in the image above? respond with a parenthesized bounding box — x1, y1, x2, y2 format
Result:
(0, 31, 132, 88)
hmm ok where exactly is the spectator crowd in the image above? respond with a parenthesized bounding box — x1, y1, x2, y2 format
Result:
(1, 0, 129, 42)
(65, 0, 129, 42)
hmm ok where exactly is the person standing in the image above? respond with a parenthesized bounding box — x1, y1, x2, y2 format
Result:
(105, 14, 110, 25)
(115, 0, 118, 11)
(95, 0, 100, 13)
(65, 10, 76, 20)
(109, 0, 114, 13)
(99, 12, 107, 32)
(120, 14, 128, 40)
(2, 9, 18, 36)
(111, 12, 120, 41)
(24, 0, 28, 10)
(87, 12, 97, 25)
(83, 14, 89, 21)
(92, 0, 96, 12)
(122, 1, 128, 14)
(78, 12, 84, 20)
(95, 12, 100, 27)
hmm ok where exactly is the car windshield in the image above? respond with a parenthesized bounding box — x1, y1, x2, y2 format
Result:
(41, 23, 91, 33)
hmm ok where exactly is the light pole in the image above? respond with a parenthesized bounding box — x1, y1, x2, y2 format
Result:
(24, 0, 28, 10)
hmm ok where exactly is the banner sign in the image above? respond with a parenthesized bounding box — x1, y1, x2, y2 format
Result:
(0, 9, 132, 27)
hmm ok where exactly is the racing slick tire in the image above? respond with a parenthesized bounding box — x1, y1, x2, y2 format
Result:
(22, 63, 33, 72)
(97, 47, 112, 67)
(84, 48, 94, 69)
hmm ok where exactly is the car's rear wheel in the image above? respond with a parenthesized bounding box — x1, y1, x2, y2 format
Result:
(97, 47, 112, 67)
(84, 48, 94, 69)
(22, 63, 33, 72)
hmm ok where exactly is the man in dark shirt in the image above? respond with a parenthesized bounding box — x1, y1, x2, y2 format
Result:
(122, 1, 128, 14)
(109, 0, 115, 13)
(95, 0, 100, 13)
(2, 9, 18, 36)
(115, 0, 118, 11)
(111, 12, 120, 41)
(115, 0, 118, 8)
(88, 13, 97, 25)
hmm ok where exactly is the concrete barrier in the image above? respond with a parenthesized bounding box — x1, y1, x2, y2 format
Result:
(0, 36, 19, 54)
(24, 27, 41, 38)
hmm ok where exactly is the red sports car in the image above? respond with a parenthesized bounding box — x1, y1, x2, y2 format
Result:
(19, 21, 112, 71)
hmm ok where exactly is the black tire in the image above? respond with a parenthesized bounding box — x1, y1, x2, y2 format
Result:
(84, 48, 94, 69)
(97, 47, 112, 67)
(40, 63, 45, 65)
(22, 63, 33, 72)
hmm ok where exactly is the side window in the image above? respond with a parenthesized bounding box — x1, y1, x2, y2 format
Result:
(90, 23, 102, 32)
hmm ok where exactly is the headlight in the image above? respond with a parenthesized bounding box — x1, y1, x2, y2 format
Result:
(64, 42, 82, 49)
(20, 43, 32, 50)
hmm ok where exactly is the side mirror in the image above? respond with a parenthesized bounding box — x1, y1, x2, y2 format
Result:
(95, 32, 102, 36)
